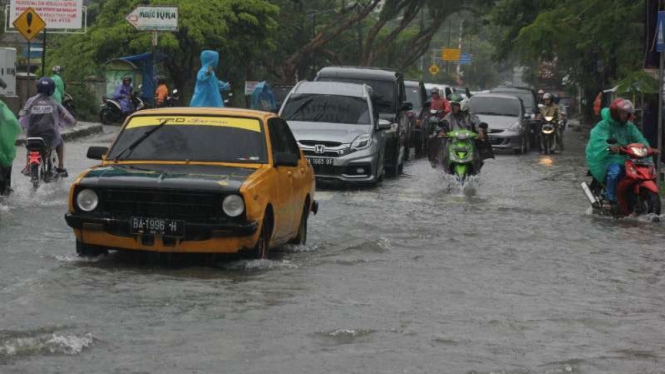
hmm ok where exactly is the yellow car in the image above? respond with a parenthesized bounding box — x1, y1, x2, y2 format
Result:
(65, 108, 318, 258)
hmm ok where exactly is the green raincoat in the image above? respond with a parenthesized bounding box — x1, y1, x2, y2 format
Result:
(0, 99, 21, 167)
(585, 107, 649, 183)
(51, 73, 65, 104)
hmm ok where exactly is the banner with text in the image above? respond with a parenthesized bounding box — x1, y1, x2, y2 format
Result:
(10, 0, 83, 30)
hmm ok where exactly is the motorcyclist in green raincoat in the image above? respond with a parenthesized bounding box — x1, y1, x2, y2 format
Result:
(585, 99, 650, 211)
(0, 98, 22, 196)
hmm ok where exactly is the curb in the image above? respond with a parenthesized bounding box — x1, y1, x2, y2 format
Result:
(15, 123, 104, 146)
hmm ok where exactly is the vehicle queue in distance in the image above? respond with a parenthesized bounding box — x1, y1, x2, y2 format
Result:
(64, 65, 564, 258)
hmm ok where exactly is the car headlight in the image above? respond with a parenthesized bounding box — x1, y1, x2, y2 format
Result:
(510, 122, 522, 131)
(351, 134, 372, 151)
(223, 195, 245, 217)
(76, 189, 99, 212)
(630, 146, 648, 157)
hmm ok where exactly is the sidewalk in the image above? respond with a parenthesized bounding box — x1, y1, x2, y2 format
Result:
(15, 122, 104, 146)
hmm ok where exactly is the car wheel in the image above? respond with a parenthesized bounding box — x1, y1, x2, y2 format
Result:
(252, 214, 272, 259)
(76, 241, 107, 257)
(289, 204, 309, 245)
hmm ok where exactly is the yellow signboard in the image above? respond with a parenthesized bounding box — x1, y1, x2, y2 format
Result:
(429, 65, 440, 75)
(442, 48, 461, 62)
(13, 8, 46, 42)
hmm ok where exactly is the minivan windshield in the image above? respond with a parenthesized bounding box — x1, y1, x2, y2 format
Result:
(470, 97, 521, 117)
(317, 77, 395, 113)
(492, 89, 535, 113)
(281, 94, 371, 125)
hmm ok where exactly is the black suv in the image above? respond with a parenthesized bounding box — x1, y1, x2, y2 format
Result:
(315, 67, 411, 176)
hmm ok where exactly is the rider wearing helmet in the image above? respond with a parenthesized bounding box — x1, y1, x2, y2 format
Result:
(113, 76, 135, 114)
(51, 65, 65, 104)
(19, 77, 76, 177)
(429, 87, 450, 117)
(539, 92, 563, 151)
(586, 99, 651, 212)
(537, 89, 545, 104)
(154, 75, 169, 107)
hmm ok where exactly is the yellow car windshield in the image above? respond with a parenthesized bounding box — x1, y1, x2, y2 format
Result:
(107, 115, 268, 163)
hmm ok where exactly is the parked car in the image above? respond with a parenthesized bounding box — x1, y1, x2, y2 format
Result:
(490, 87, 538, 148)
(280, 81, 390, 185)
(405, 80, 428, 158)
(315, 66, 411, 177)
(469, 93, 528, 154)
(65, 108, 318, 259)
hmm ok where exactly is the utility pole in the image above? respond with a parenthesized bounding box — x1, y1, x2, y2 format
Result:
(456, 20, 463, 84)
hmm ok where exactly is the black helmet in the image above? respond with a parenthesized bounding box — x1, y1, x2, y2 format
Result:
(36, 77, 56, 96)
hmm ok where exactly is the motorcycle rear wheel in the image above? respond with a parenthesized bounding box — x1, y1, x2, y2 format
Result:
(100, 109, 113, 125)
(30, 163, 40, 190)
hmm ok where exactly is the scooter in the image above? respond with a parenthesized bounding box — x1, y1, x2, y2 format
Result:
(25, 137, 61, 190)
(581, 140, 661, 218)
(164, 89, 179, 107)
(99, 90, 146, 125)
(62, 92, 75, 117)
(539, 116, 558, 154)
(442, 128, 480, 182)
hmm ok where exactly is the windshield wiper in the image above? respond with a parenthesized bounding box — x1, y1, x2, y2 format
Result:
(312, 101, 329, 122)
(284, 97, 314, 120)
(114, 119, 170, 161)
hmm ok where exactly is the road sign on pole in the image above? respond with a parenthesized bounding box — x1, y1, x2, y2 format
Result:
(442, 48, 461, 62)
(459, 53, 472, 65)
(12, 7, 45, 41)
(126, 6, 179, 31)
(428, 65, 440, 76)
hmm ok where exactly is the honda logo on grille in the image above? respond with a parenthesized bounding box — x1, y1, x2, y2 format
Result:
(314, 144, 326, 154)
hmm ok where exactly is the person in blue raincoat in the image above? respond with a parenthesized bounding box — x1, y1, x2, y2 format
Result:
(251, 81, 277, 112)
(190, 50, 231, 107)
(113, 76, 135, 115)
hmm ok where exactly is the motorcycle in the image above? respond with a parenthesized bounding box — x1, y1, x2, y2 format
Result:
(99, 89, 146, 125)
(539, 115, 558, 154)
(25, 137, 61, 190)
(426, 109, 445, 163)
(62, 92, 75, 117)
(164, 89, 179, 107)
(442, 128, 482, 182)
(581, 140, 661, 218)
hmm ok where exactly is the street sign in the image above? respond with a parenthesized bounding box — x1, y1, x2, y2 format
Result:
(12, 8, 45, 41)
(126, 6, 179, 31)
(245, 81, 260, 95)
(428, 65, 440, 75)
(10, 0, 83, 30)
(442, 48, 461, 62)
(459, 53, 472, 65)
(658, 11, 665, 52)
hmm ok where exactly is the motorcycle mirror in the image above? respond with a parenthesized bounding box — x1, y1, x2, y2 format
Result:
(172, 89, 178, 95)
(478, 122, 488, 130)
(607, 138, 618, 145)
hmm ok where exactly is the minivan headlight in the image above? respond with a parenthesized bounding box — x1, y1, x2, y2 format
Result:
(223, 195, 245, 217)
(510, 122, 522, 131)
(351, 134, 372, 151)
(77, 189, 99, 212)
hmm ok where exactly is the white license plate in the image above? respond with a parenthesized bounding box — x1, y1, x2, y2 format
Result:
(307, 157, 334, 166)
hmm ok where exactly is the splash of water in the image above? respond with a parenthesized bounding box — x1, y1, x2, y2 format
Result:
(0, 333, 94, 358)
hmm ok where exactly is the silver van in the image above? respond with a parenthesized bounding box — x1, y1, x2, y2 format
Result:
(279, 81, 391, 185)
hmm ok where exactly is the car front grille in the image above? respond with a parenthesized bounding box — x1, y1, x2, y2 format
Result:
(99, 189, 222, 221)
(299, 140, 342, 147)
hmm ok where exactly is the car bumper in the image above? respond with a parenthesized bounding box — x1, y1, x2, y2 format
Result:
(309, 150, 381, 184)
(65, 213, 259, 253)
(488, 131, 522, 150)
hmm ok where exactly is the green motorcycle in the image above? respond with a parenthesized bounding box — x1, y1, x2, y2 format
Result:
(443, 129, 481, 182)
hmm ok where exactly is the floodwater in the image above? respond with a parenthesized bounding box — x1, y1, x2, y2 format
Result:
(0, 127, 664, 374)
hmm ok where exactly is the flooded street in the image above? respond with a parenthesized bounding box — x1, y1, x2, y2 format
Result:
(1, 127, 664, 374)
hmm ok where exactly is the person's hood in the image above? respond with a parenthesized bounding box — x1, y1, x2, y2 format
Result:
(474, 114, 520, 130)
(287, 121, 372, 144)
(200, 50, 219, 69)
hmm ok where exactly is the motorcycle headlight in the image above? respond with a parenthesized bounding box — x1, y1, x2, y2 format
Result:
(545, 116, 554, 122)
(510, 122, 522, 131)
(223, 195, 245, 217)
(455, 132, 470, 140)
(76, 189, 99, 212)
(630, 146, 648, 157)
(351, 134, 372, 151)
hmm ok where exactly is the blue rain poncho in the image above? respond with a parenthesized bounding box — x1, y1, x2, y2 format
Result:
(190, 50, 230, 107)
(585, 107, 649, 183)
(0, 99, 21, 167)
(251, 81, 277, 112)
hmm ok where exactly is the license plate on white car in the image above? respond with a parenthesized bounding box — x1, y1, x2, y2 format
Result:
(307, 157, 334, 166)
(130, 217, 185, 237)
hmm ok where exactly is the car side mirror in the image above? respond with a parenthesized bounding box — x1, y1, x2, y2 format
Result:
(87, 146, 108, 160)
(172, 89, 178, 95)
(274, 152, 299, 167)
(377, 119, 392, 131)
(401, 102, 413, 111)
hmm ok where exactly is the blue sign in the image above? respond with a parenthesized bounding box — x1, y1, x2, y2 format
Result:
(459, 53, 472, 65)
(657, 11, 665, 52)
